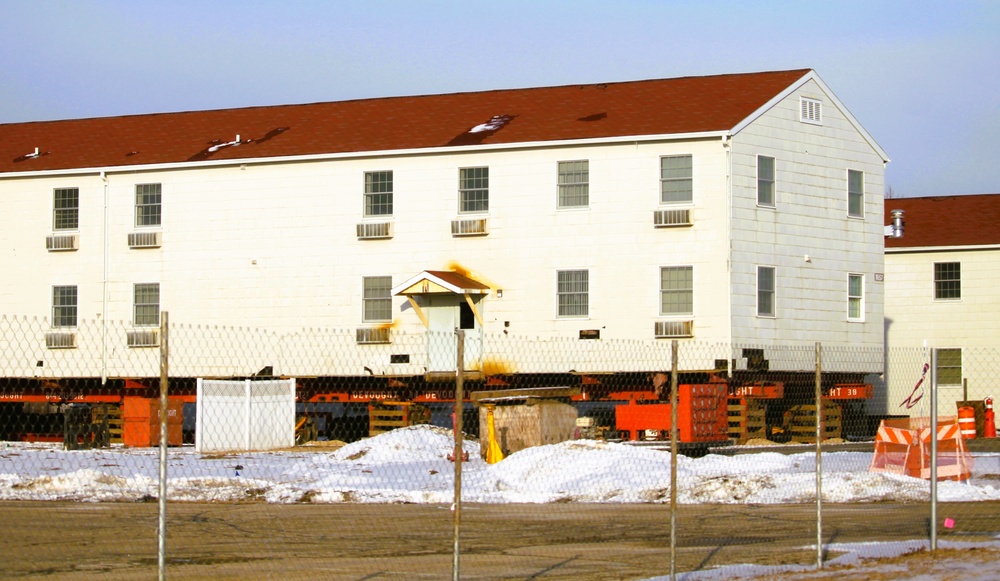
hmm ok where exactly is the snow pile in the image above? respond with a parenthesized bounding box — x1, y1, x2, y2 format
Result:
(1, 426, 999, 505)
(472, 439, 679, 503)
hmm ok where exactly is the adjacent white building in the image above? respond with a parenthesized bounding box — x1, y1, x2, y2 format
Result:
(883, 194, 1000, 416)
(0, 69, 888, 379)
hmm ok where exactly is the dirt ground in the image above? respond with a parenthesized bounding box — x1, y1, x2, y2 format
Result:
(1, 501, 998, 580)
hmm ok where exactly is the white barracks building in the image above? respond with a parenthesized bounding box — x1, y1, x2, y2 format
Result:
(0, 69, 888, 379)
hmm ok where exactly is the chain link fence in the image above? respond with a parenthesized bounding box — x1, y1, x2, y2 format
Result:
(1, 313, 999, 579)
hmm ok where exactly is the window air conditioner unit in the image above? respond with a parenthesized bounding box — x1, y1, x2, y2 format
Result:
(128, 231, 162, 248)
(357, 222, 394, 240)
(451, 218, 489, 237)
(46, 234, 79, 251)
(127, 329, 160, 348)
(45, 331, 77, 349)
(356, 327, 391, 344)
(654, 320, 693, 338)
(654, 208, 691, 228)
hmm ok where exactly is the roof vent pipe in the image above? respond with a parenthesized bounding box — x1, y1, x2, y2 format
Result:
(207, 134, 242, 153)
(885, 209, 904, 238)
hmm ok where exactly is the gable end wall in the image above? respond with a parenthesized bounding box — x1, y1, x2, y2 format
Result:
(729, 79, 885, 349)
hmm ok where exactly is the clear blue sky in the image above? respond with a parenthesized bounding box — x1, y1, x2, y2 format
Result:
(2, 1, 998, 198)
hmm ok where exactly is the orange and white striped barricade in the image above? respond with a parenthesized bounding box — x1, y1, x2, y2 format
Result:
(869, 416, 973, 481)
(917, 418, 973, 482)
(869, 418, 918, 477)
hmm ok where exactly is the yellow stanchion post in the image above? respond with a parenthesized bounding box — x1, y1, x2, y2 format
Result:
(485, 405, 504, 464)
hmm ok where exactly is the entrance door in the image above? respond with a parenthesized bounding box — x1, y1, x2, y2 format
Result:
(426, 295, 483, 373)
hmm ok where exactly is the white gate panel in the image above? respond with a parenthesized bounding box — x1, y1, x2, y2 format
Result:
(196, 378, 295, 453)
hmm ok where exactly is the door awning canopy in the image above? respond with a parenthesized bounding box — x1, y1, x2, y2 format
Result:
(392, 270, 491, 330)
(392, 270, 491, 297)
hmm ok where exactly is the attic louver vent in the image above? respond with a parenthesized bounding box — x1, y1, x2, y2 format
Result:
(45, 332, 77, 349)
(356, 327, 391, 344)
(654, 320, 693, 338)
(127, 330, 160, 348)
(451, 218, 489, 237)
(128, 231, 162, 248)
(800, 97, 822, 125)
(357, 222, 393, 240)
(46, 234, 79, 252)
(654, 209, 691, 228)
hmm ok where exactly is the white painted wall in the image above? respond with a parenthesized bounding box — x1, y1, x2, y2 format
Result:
(729, 79, 886, 353)
(1, 139, 732, 376)
(883, 247, 1000, 417)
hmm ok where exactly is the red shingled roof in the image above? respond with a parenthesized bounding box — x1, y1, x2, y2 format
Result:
(0, 69, 811, 174)
(423, 271, 491, 293)
(885, 194, 1000, 249)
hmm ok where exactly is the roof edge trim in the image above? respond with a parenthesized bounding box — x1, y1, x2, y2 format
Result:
(886, 244, 1000, 253)
(392, 271, 491, 296)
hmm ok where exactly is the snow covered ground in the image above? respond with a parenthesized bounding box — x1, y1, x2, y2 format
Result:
(662, 541, 1000, 580)
(2, 425, 1000, 579)
(3, 425, 1000, 504)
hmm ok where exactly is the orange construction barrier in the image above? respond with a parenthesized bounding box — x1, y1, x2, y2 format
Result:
(958, 406, 977, 439)
(615, 384, 728, 442)
(123, 396, 183, 447)
(869, 416, 973, 481)
(985, 397, 997, 438)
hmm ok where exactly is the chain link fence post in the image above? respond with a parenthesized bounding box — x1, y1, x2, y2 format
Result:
(669, 339, 678, 581)
(814, 341, 823, 570)
(453, 328, 464, 581)
(930, 347, 938, 551)
(158, 311, 169, 581)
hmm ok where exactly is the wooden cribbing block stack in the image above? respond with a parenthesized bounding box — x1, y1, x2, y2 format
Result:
(368, 401, 431, 437)
(785, 401, 842, 443)
(92, 404, 124, 445)
(728, 398, 767, 444)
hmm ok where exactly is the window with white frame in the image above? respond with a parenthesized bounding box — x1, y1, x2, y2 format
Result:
(848, 169, 864, 218)
(364, 171, 393, 217)
(934, 262, 961, 300)
(557, 160, 589, 208)
(660, 155, 692, 204)
(459, 167, 489, 213)
(800, 97, 822, 124)
(757, 266, 775, 317)
(362, 276, 393, 322)
(660, 266, 693, 315)
(936, 348, 962, 386)
(135, 183, 162, 227)
(847, 273, 864, 321)
(133, 283, 160, 326)
(557, 270, 589, 317)
(757, 156, 775, 207)
(53, 188, 79, 230)
(52, 285, 78, 328)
